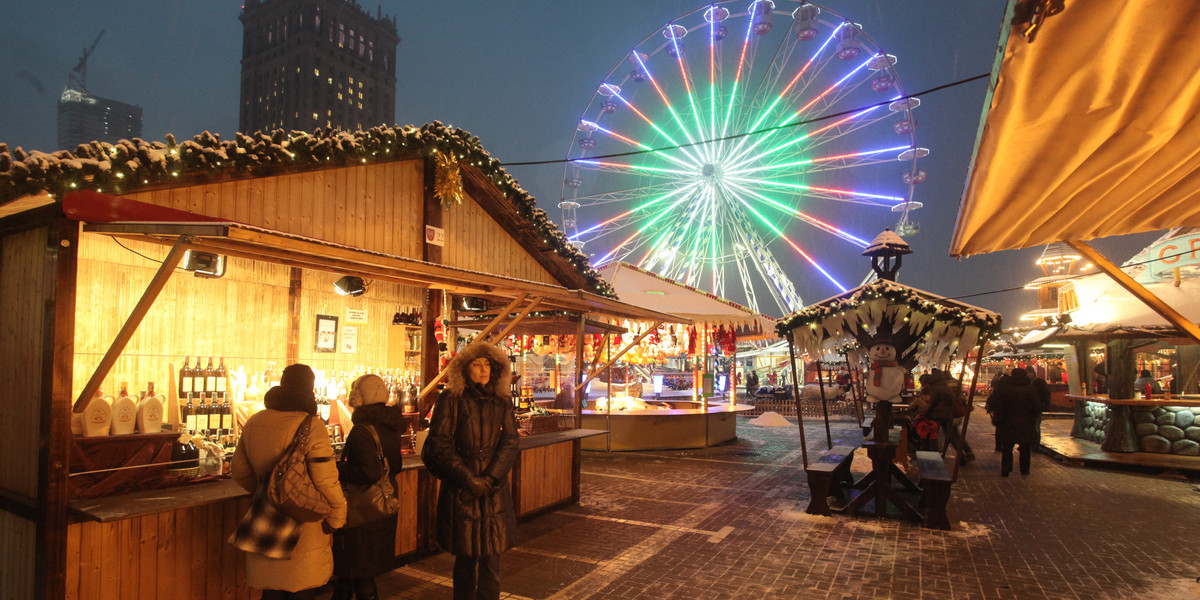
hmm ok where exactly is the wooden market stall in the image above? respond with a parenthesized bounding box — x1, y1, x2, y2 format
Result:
(777, 233, 1002, 529)
(0, 125, 685, 600)
(565, 262, 779, 451)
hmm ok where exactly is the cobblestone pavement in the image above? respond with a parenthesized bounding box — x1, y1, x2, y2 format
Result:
(369, 416, 1200, 600)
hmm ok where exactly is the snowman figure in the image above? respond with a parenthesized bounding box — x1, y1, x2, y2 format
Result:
(864, 336, 905, 404)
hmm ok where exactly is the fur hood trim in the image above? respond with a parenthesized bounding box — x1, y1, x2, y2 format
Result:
(444, 341, 512, 399)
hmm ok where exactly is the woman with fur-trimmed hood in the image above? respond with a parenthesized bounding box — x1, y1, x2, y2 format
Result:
(421, 341, 520, 600)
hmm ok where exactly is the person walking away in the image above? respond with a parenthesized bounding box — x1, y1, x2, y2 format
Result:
(988, 367, 1048, 476)
(422, 342, 520, 600)
(332, 374, 407, 600)
(232, 364, 347, 599)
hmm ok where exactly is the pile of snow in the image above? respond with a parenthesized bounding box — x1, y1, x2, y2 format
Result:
(748, 411, 792, 427)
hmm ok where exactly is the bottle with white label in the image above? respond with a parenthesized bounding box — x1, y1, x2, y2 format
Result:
(110, 381, 138, 435)
(83, 389, 113, 437)
(137, 381, 164, 434)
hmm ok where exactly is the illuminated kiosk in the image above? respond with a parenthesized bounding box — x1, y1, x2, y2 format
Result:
(579, 263, 777, 451)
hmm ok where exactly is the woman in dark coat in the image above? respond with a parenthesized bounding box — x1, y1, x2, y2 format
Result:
(988, 367, 1047, 476)
(421, 341, 520, 600)
(331, 374, 408, 600)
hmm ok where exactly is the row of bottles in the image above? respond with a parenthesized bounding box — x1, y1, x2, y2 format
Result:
(178, 356, 228, 400)
(180, 393, 235, 439)
(75, 381, 165, 438)
(392, 306, 423, 326)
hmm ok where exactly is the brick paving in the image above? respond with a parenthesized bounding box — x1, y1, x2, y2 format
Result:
(367, 414, 1200, 600)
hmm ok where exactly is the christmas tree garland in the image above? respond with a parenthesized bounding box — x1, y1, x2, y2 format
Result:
(0, 123, 615, 297)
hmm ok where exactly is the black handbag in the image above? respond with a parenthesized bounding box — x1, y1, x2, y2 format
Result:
(343, 424, 401, 527)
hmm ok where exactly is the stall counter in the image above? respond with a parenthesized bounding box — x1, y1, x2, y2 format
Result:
(1068, 394, 1200, 455)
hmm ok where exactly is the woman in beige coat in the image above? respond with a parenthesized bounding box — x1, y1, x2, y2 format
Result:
(232, 364, 347, 599)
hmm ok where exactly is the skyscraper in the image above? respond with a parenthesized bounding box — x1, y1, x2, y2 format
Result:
(57, 88, 144, 151)
(239, 0, 399, 135)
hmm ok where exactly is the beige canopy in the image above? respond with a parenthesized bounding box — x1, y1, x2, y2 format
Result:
(952, 0, 1200, 258)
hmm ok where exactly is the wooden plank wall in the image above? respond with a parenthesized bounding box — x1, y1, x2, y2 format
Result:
(125, 161, 424, 261)
(441, 190, 560, 287)
(0, 227, 47, 497)
(0, 511, 36, 598)
(296, 270, 425, 377)
(124, 161, 567, 289)
(73, 233, 426, 404)
(516, 442, 575, 516)
(64, 497, 254, 600)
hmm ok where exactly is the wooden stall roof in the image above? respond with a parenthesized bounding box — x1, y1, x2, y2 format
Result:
(64, 194, 685, 326)
(446, 315, 629, 337)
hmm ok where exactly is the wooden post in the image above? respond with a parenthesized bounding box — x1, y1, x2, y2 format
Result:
(814, 358, 833, 450)
(1106, 338, 1135, 399)
(574, 314, 586, 430)
(786, 332, 809, 468)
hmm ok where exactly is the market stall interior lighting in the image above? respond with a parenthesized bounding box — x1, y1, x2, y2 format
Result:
(334, 275, 367, 296)
(182, 250, 225, 279)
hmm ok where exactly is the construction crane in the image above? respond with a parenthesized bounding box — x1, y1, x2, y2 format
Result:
(69, 30, 105, 91)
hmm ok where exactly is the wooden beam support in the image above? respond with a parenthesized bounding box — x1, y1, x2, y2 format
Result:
(486, 297, 543, 343)
(576, 321, 663, 392)
(417, 294, 529, 401)
(73, 236, 190, 412)
(1068, 240, 1200, 344)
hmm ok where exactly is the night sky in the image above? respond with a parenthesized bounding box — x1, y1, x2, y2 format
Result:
(0, 0, 1159, 324)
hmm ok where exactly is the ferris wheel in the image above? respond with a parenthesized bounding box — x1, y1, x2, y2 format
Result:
(559, 1, 927, 317)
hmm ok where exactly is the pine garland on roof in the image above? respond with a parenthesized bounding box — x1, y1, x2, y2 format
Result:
(0, 123, 615, 298)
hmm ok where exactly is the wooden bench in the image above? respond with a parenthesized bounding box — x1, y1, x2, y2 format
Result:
(804, 445, 859, 515)
(915, 450, 952, 530)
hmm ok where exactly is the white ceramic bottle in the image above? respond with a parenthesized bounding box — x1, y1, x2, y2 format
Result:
(109, 381, 138, 435)
(137, 381, 165, 434)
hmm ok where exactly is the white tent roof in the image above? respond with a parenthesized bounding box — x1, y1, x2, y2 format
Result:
(952, 0, 1200, 257)
(599, 262, 778, 339)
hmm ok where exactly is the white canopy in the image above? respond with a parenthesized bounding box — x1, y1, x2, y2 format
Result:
(599, 262, 778, 339)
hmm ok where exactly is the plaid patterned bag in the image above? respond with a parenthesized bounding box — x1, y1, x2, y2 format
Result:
(227, 487, 303, 559)
(266, 415, 333, 522)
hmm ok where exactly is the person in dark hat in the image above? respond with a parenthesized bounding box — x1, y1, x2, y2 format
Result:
(232, 363, 347, 599)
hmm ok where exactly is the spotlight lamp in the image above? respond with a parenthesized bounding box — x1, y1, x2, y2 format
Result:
(182, 250, 225, 279)
(334, 276, 367, 297)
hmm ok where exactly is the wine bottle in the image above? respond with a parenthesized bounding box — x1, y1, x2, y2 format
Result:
(215, 357, 228, 398)
(219, 394, 233, 435)
(182, 395, 196, 433)
(197, 393, 211, 435)
(205, 357, 217, 398)
(180, 356, 193, 399)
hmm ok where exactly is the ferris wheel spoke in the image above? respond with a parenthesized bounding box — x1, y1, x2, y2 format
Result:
(726, 55, 879, 167)
(721, 179, 870, 247)
(627, 50, 708, 161)
(727, 142, 911, 178)
(572, 181, 703, 242)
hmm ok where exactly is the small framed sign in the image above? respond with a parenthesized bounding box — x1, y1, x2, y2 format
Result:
(315, 314, 338, 352)
(341, 325, 358, 354)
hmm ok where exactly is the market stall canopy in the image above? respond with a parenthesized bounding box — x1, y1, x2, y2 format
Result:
(597, 262, 777, 340)
(777, 279, 1002, 371)
(951, 1, 1200, 257)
